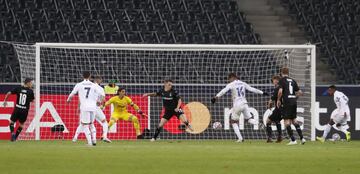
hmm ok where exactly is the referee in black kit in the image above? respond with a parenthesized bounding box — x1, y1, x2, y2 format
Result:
(2, 78, 35, 141)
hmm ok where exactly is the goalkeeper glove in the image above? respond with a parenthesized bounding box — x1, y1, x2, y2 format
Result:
(263, 92, 269, 96)
(138, 110, 143, 115)
(211, 97, 217, 104)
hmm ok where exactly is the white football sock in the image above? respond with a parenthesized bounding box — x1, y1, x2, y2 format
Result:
(73, 124, 82, 141)
(232, 123, 243, 140)
(338, 126, 349, 134)
(82, 125, 92, 145)
(322, 124, 332, 139)
(102, 121, 108, 139)
(248, 118, 258, 125)
(90, 124, 96, 144)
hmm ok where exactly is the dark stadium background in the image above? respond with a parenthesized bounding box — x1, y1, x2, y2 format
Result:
(0, 0, 359, 139)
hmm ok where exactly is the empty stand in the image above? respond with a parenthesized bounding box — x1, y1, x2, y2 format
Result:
(0, 0, 259, 82)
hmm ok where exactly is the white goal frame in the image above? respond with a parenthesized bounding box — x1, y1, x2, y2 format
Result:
(33, 43, 316, 141)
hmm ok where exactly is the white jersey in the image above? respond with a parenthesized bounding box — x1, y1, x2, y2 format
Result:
(333, 90, 350, 116)
(68, 80, 105, 111)
(94, 83, 106, 104)
(216, 80, 263, 105)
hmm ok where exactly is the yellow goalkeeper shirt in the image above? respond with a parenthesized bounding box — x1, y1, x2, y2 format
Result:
(105, 96, 139, 114)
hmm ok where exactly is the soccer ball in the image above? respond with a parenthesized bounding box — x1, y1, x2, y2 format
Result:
(212, 122, 222, 130)
(332, 133, 341, 141)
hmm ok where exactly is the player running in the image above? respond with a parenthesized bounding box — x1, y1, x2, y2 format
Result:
(143, 79, 193, 142)
(211, 73, 269, 142)
(276, 67, 305, 145)
(67, 71, 105, 146)
(73, 76, 111, 143)
(316, 85, 351, 142)
(265, 75, 283, 143)
(103, 88, 146, 139)
(2, 78, 34, 141)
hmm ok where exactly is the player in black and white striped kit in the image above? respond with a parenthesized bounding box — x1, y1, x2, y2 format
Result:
(2, 78, 35, 141)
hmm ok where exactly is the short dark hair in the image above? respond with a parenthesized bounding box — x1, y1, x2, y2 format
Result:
(228, 73, 238, 79)
(280, 67, 289, 75)
(24, 78, 33, 84)
(164, 79, 173, 83)
(117, 87, 125, 95)
(328, 85, 336, 90)
(83, 71, 91, 79)
(94, 75, 102, 80)
(271, 75, 281, 82)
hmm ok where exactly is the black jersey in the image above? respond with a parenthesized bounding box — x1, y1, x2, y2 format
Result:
(278, 76, 299, 105)
(156, 88, 180, 111)
(271, 86, 280, 102)
(11, 86, 35, 111)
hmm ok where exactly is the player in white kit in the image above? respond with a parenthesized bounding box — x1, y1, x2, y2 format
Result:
(67, 71, 105, 146)
(211, 73, 269, 142)
(316, 85, 351, 142)
(72, 76, 111, 143)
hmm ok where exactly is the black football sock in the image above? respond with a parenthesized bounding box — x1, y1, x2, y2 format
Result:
(183, 121, 189, 126)
(276, 122, 282, 137)
(9, 122, 14, 133)
(15, 127, 23, 139)
(153, 127, 163, 139)
(294, 124, 304, 139)
(266, 123, 272, 138)
(286, 126, 295, 141)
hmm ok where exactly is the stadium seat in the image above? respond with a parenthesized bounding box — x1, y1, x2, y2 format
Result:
(55, 0, 73, 10)
(127, 10, 146, 22)
(143, 10, 162, 22)
(72, 0, 90, 10)
(157, 32, 175, 43)
(88, 0, 106, 10)
(0, 0, 261, 82)
(91, 10, 113, 21)
(84, 20, 103, 32)
(133, 0, 152, 11)
(282, 0, 360, 83)
(183, 21, 201, 33)
(42, 31, 60, 42)
(125, 32, 142, 43)
(167, 21, 184, 33)
(24, 31, 43, 42)
(58, 31, 76, 42)
(101, 20, 119, 32)
(140, 31, 158, 43)
(112, 10, 130, 22)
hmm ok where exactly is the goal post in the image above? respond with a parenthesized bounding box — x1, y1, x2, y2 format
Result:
(11, 43, 316, 141)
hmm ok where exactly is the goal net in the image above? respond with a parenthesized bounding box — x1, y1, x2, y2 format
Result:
(10, 43, 316, 141)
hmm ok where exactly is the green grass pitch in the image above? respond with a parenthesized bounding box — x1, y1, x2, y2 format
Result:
(0, 140, 359, 174)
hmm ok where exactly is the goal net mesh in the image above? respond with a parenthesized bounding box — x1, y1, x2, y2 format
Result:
(11, 43, 313, 141)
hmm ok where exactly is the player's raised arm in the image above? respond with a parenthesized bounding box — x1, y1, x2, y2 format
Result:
(67, 84, 79, 103)
(128, 98, 146, 117)
(212, 85, 230, 103)
(103, 97, 114, 108)
(2, 91, 12, 107)
(143, 92, 157, 97)
(244, 83, 269, 96)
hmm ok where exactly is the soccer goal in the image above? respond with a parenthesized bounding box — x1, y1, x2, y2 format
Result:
(10, 43, 316, 141)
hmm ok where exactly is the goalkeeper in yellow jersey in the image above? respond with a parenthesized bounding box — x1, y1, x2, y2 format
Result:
(102, 88, 146, 139)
